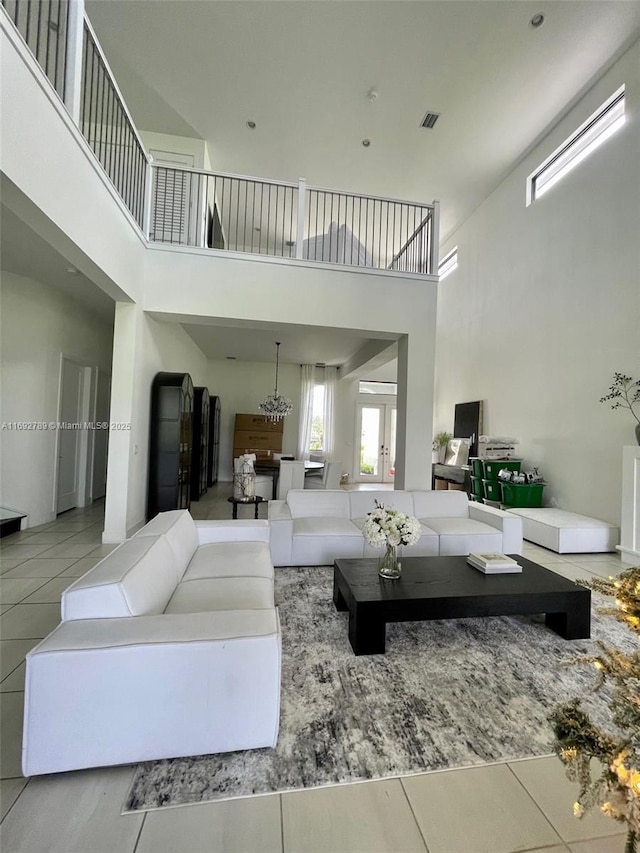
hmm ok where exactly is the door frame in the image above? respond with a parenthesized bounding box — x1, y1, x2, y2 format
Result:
(52, 355, 93, 515)
(354, 398, 397, 484)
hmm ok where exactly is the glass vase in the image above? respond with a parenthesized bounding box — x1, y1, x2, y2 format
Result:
(378, 543, 401, 579)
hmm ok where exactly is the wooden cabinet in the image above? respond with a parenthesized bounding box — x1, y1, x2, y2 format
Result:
(233, 413, 283, 462)
(148, 372, 194, 520)
(191, 387, 210, 501)
(207, 395, 221, 486)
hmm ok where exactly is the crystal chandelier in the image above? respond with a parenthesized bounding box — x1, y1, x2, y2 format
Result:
(258, 341, 293, 422)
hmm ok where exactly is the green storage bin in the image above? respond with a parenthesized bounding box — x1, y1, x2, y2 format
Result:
(482, 459, 522, 481)
(500, 482, 544, 508)
(470, 476, 484, 498)
(482, 479, 502, 501)
(470, 458, 484, 478)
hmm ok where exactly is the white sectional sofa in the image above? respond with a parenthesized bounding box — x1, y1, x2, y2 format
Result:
(22, 511, 281, 777)
(268, 489, 522, 566)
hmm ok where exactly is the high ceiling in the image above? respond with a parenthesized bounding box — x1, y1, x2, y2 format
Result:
(6, 2, 640, 367)
(87, 0, 640, 242)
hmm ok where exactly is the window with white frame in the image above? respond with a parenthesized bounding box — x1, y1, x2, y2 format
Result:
(309, 382, 325, 451)
(527, 86, 625, 205)
(438, 247, 458, 280)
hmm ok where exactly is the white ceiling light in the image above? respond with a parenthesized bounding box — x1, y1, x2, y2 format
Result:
(529, 14, 545, 28)
(258, 342, 293, 422)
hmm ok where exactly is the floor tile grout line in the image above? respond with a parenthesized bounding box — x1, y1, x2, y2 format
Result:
(0, 777, 30, 825)
(505, 761, 571, 847)
(131, 808, 148, 853)
(279, 792, 285, 853)
(399, 776, 432, 853)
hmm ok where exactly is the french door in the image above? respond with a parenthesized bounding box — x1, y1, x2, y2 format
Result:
(356, 403, 396, 483)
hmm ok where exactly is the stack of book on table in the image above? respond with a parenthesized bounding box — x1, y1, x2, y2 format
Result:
(467, 552, 522, 574)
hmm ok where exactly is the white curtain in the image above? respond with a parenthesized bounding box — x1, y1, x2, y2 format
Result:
(297, 364, 315, 460)
(323, 366, 338, 459)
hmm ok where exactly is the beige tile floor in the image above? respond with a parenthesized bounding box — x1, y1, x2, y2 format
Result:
(0, 486, 629, 853)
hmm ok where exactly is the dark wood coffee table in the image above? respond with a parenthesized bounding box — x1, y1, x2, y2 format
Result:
(333, 555, 591, 655)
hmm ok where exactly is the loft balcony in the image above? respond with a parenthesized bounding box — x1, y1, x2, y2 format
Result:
(1, 0, 440, 279)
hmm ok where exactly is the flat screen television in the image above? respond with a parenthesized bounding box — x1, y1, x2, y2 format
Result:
(453, 401, 483, 458)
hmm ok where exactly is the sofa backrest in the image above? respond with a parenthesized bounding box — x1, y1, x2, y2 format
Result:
(348, 490, 414, 519)
(61, 535, 176, 620)
(133, 509, 198, 581)
(411, 490, 470, 519)
(287, 489, 350, 518)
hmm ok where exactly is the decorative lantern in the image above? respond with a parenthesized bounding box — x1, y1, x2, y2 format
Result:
(233, 455, 256, 500)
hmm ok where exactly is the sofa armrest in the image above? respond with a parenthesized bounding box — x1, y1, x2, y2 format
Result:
(194, 519, 270, 545)
(23, 610, 282, 776)
(268, 500, 293, 566)
(468, 503, 523, 554)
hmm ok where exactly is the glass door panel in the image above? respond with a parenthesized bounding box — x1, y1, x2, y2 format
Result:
(356, 403, 396, 483)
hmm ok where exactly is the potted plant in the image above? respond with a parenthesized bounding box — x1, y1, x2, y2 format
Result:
(432, 431, 452, 464)
(599, 373, 640, 445)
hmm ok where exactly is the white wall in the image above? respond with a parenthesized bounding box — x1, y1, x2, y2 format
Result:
(103, 310, 209, 541)
(206, 359, 300, 481)
(0, 272, 114, 527)
(435, 39, 640, 524)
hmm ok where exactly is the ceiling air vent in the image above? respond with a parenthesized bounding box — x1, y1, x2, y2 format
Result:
(420, 111, 440, 129)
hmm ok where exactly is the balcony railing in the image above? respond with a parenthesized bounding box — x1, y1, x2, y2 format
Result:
(150, 165, 439, 275)
(2, 0, 69, 100)
(80, 18, 147, 228)
(3, 0, 439, 276)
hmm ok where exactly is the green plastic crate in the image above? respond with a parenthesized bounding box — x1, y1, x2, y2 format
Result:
(482, 459, 522, 481)
(470, 476, 484, 498)
(500, 482, 544, 508)
(482, 479, 502, 501)
(470, 458, 484, 478)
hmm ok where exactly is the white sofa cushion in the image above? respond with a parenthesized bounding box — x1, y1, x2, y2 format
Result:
(411, 490, 470, 518)
(133, 510, 198, 581)
(287, 489, 350, 518)
(505, 508, 619, 553)
(424, 517, 503, 555)
(165, 577, 274, 613)
(348, 490, 414, 519)
(183, 542, 274, 581)
(291, 517, 364, 565)
(293, 517, 363, 537)
(62, 536, 176, 620)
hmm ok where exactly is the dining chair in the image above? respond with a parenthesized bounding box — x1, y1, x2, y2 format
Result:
(304, 460, 342, 490)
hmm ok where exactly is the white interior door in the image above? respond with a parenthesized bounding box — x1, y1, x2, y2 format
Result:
(356, 403, 396, 483)
(57, 359, 83, 513)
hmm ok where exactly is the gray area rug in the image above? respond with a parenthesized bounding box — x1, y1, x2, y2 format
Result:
(124, 566, 635, 812)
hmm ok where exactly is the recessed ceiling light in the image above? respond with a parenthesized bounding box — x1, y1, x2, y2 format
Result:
(226, 356, 237, 360)
(362, 139, 371, 148)
(529, 13, 544, 28)
(246, 120, 256, 129)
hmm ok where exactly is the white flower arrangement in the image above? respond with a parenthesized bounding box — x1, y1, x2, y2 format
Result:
(361, 501, 422, 548)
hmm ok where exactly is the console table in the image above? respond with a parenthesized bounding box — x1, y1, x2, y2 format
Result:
(432, 463, 470, 493)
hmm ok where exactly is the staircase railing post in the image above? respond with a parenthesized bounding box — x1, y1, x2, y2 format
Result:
(63, 0, 85, 127)
(430, 199, 440, 276)
(296, 178, 306, 259)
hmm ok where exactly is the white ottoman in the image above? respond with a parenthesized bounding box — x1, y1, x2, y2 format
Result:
(505, 508, 619, 553)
